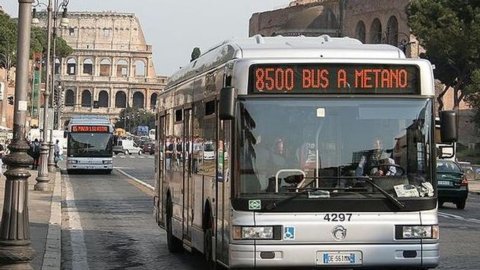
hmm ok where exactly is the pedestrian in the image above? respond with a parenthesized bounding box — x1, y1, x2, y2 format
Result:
(31, 138, 41, 169)
(54, 139, 62, 167)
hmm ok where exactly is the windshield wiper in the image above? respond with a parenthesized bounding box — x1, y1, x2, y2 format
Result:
(264, 188, 327, 210)
(362, 177, 405, 209)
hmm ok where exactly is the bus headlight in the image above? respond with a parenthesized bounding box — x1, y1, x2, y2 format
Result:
(68, 160, 78, 164)
(232, 226, 274, 240)
(396, 225, 439, 239)
(102, 160, 112, 164)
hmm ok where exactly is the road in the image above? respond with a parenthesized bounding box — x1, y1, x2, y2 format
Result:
(61, 153, 208, 270)
(61, 154, 480, 269)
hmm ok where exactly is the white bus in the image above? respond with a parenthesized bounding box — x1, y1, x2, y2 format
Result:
(66, 116, 114, 174)
(153, 35, 457, 269)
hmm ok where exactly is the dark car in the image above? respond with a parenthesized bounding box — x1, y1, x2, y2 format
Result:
(142, 142, 155, 155)
(437, 159, 469, 209)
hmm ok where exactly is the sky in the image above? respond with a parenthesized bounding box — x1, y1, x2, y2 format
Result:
(2, 0, 291, 76)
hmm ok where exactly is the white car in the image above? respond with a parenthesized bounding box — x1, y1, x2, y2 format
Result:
(113, 139, 143, 155)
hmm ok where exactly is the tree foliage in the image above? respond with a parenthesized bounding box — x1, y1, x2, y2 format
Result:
(0, 10, 73, 69)
(0, 11, 17, 69)
(407, 1, 480, 117)
(116, 107, 155, 133)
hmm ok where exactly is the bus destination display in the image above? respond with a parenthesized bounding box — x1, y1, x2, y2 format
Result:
(249, 64, 419, 94)
(72, 125, 109, 133)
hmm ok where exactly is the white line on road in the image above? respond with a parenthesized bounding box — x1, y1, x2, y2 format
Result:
(438, 211, 480, 224)
(116, 168, 154, 191)
(64, 175, 90, 270)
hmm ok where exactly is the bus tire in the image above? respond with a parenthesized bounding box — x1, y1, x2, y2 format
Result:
(105, 169, 112, 174)
(204, 226, 215, 270)
(456, 199, 466, 210)
(166, 198, 183, 253)
(125, 150, 130, 155)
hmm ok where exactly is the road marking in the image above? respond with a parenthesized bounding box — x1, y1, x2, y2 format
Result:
(64, 175, 90, 270)
(438, 211, 480, 224)
(116, 168, 154, 191)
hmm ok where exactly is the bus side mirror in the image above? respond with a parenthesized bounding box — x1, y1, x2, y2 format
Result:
(219, 87, 235, 120)
(440, 110, 457, 143)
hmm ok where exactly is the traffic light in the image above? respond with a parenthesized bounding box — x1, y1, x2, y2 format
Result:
(7, 96, 13, 105)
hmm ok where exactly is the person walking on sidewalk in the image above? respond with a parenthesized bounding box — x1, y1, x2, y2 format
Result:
(54, 139, 62, 167)
(31, 138, 41, 169)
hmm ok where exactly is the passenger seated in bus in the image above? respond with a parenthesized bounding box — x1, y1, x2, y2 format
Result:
(265, 137, 291, 192)
(355, 138, 397, 177)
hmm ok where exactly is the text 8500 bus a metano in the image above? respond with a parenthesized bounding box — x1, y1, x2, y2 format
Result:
(153, 35, 456, 269)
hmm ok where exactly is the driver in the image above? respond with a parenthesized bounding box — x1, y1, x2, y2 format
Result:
(356, 138, 397, 176)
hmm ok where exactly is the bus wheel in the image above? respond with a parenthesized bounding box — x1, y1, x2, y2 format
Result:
(166, 199, 182, 253)
(125, 150, 130, 155)
(204, 222, 216, 269)
(105, 169, 112, 174)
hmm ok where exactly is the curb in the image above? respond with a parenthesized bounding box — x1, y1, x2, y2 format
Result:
(41, 171, 62, 270)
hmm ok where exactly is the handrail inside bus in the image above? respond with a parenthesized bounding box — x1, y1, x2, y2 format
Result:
(274, 169, 306, 193)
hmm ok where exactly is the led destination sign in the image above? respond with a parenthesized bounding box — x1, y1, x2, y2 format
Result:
(71, 125, 109, 133)
(249, 64, 420, 94)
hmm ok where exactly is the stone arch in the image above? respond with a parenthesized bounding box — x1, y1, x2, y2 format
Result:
(81, 90, 92, 107)
(115, 91, 127, 108)
(355, 21, 366, 43)
(116, 59, 129, 77)
(83, 58, 94, 75)
(133, 91, 144, 108)
(66, 58, 77, 75)
(100, 58, 111, 76)
(150, 92, 158, 110)
(65, 89, 75, 106)
(369, 18, 383, 44)
(134, 60, 146, 77)
(386, 16, 398, 46)
(98, 90, 109, 108)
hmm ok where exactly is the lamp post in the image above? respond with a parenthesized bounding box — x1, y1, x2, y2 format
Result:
(33, 0, 53, 191)
(0, 0, 36, 268)
(48, 0, 69, 173)
(32, 0, 69, 186)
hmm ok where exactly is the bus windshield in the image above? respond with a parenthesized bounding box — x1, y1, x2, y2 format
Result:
(68, 133, 113, 157)
(238, 97, 433, 200)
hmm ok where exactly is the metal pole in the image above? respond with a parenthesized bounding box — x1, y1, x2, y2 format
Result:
(48, 0, 58, 172)
(35, 0, 53, 190)
(0, 0, 36, 268)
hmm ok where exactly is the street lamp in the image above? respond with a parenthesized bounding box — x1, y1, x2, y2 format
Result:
(32, 0, 69, 189)
(0, 0, 36, 268)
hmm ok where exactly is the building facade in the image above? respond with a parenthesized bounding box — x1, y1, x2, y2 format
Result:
(39, 11, 166, 128)
(249, 0, 478, 148)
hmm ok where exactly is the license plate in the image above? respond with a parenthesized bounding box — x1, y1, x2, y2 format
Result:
(438, 180, 451, 186)
(317, 251, 362, 265)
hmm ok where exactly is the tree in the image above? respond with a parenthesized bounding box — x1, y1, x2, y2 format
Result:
(116, 107, 155, 133)
(0, 11, 17, 69)
(407, 1, 480, 117)
(0, 10, 73, 68)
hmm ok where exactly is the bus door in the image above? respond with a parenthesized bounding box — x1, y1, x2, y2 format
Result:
(156, 114, 166, 227)
(216, 117, 231, 264)
(183, 108, 193, 241)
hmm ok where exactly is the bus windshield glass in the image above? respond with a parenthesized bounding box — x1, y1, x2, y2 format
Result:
(238, 98, 433, 200)
(68, 133, 113, 157)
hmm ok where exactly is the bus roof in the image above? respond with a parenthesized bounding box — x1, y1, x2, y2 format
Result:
(167, 35, 406, 87)
(68, 116, 112, 126)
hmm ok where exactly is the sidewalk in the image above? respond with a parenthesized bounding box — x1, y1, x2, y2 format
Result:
(469, 179, 480, 195)
(0, 168, 61, 270)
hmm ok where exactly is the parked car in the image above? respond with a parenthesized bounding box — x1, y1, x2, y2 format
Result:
(113, 139, 143, 155)
(437, 159, 469, 209)
(142, 142, 155, 155)
(457, 161, 475, 181)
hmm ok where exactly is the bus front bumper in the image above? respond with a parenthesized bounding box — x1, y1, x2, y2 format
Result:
(229, 243, 439, 268)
